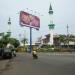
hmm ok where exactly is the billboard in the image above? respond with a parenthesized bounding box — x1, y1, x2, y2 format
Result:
(20, 11, 40, 29)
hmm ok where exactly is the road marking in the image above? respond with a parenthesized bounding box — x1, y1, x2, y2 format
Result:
(48, 53, 75, 56)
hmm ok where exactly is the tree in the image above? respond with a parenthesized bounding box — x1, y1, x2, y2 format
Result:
(0, 32, 20, 48)
(9, 38, 20, 48)
(21, 38, 28, 45)
(59, 35, 68, 45)
(0, 32, 10, 47)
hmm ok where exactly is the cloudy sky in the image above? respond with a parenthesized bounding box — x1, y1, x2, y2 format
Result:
(0, 0, 75, 43)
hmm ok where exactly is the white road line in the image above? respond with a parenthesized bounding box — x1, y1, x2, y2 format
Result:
(48, 53, 75, 56)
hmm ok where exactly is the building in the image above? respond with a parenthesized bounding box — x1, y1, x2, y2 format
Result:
(35, 34, 75, 49)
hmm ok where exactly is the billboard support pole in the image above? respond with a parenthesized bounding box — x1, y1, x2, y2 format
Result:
(30, 27, 32, 53)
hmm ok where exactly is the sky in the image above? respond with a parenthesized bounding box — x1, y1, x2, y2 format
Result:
(0, 0, 75, 43)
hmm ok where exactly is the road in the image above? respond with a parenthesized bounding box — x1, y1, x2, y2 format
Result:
(0, 52, 75, 75)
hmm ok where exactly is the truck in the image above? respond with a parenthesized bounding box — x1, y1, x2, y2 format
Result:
(0, 48, 16, 59)
(1, 48, 13, 59)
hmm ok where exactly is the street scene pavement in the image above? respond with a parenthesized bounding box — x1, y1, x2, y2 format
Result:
(0, 52, 75, 75)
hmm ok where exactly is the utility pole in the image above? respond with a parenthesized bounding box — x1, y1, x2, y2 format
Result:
(67, 24, 69, 49)
(24, 31, 26, 51)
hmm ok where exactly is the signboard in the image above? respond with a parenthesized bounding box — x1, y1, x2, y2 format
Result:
(20, 11, 40, 30)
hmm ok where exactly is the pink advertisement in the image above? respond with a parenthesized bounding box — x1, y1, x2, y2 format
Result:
(20, 11, 40, 29)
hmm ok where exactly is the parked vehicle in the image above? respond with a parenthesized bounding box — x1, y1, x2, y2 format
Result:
(0, 43, 17, 59)
(0, 48, 3, 56)
(2, 48, 13, 59)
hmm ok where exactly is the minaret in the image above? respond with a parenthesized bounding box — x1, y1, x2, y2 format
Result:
(7, 17, 11, 36)
(48, 4, 55, 45)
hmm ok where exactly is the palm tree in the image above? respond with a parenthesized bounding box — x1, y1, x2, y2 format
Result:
(21, 38, 28, 51)
(21, 38, 28, 46)
(0, 32, 11, 47)
(59, 35, 66, 45)
(0, 32, 20, 48)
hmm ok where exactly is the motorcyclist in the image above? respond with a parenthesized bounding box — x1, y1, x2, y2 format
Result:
(32, 51, 38, 59)
(32, 51, 37, 55)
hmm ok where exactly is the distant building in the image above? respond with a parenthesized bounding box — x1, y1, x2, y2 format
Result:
(35, 34, 75, 48)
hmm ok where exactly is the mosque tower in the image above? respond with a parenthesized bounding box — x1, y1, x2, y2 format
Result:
(48, 4, 55, 45)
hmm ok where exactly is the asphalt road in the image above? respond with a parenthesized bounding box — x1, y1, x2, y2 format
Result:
(0, 53, 75, 75)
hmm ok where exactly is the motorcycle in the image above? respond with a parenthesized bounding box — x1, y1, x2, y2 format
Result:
(32, 51, 38, 59)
